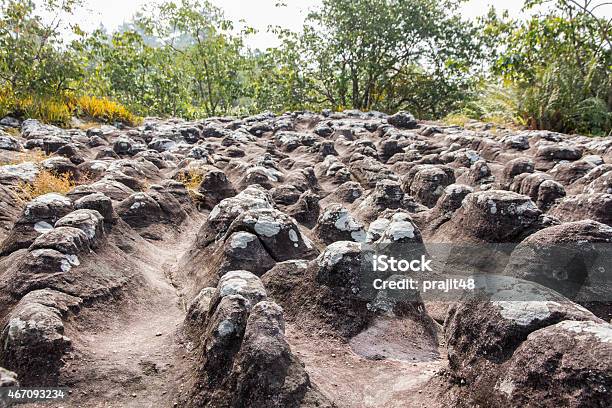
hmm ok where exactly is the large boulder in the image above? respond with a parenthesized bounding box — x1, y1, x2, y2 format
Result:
(494, 320, 612, 407)
(224, 208, 317, 262)
(432, 190, 546, 243)
(0, 193, 73, 255)
(549, 193, 612, 226)
(0, 289, 82, 385)
(504, 220, 612, 317)
(186, 273, 332, 408)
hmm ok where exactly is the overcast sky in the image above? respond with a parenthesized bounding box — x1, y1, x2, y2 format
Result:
(69, 0, 611, 50)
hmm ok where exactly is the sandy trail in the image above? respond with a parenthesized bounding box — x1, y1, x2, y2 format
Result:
(20, 225, 200, 408)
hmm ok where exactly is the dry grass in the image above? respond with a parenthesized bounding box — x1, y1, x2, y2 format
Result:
(176, 170, 204, 201)
(73, 96, 143, 127)
(1, 86, 142, 128)
(443, 113, 472, 127)
(14, 170, 76, 203)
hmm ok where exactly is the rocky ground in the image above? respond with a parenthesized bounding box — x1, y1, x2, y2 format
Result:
(0, 111, 610, 408)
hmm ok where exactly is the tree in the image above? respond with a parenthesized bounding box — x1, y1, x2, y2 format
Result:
(0, 0, 85, 97)
(294, 0, 484, 116)
(486, 0, 611, 134)
(137, 0, 248, 116)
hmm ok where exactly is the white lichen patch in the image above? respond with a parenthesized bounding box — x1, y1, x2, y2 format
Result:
(556, 320, 612, 343)
(317, 241, 360, 267)
(493, 300, 551, 326)
(60, 254, 80, 272)
(253, 214, 282, 237)
(219, 277, 249, 298)
(229, 232, 256, 249)
(34, 221, 54, 234)
(288, 229, 300, 247)
(488, 199, 497, 214)
(217, 319, 236, 337)
(366, 218, 390, 243)
(385, 220, 415, 241)
(496, 378, 516, 397)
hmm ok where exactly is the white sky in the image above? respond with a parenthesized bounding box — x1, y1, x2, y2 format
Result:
(69, 0, 611, 50)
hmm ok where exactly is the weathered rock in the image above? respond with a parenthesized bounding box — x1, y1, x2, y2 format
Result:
(444, 278, 601, 383)
(212, 232, 276, 277)
(387, 111, 417, 129)
(196, 167, 237, 210)
(224, 208, 317, 262)
(0, 193, 73, 255)
(432, 190, 545, 243)
(312, 204, 366, 244)
(504, 220, 612, 312)
(0, 135, 23, 151)
(494, 320, 612, 407)
(549, 193, 612, 226)
(0, 289, 82, 385)
(74, 193, 115, 223)
(402, 164, 455, 208)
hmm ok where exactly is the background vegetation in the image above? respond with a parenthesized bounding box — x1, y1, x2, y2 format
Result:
(0, 0, 610, 134)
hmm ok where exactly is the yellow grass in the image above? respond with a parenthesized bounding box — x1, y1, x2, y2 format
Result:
(73, 95, 143, 127)
(176, 170, 204, 201)
(14, 170, 76, 203)
(443, 113, 472, 127)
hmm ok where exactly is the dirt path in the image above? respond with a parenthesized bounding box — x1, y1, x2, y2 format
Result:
(286, 324, 445, 408)
(25, 225, 201, 408)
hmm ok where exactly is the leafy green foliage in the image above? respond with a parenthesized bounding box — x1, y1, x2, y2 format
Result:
(484, 0, 611, 135)
(0, 0, 609, 135)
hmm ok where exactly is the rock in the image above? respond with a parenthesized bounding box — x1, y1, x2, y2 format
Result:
(185, 287, 216, 337)
(196, 167, 237, 210)
(432, 190, 544, 243)
(585, 170, 612, 194)
(356, 179, 407, 222)
(387, 111, 418, 129)
(0, 116, 20, 128)
(187, 271, 332, 408)
(197, 185, 275, 247)
(504, 220, 612, 311)
(0, 135, 23, 151)
(74, 193, 115, 223)
(0, 289, 81, 385)
(55, 209, 105, 245)
(0, 162, 39, 185)
(148, 138, 176, 152)
(312, 204, 366, 244)
(212, 232, 276, 277)
(502, 134, 529, 150)
(444, 277, 601, 382)
(208, 270, 269, 314)
(495, 320, 612, 407)
(224, 208, 317, 262)
(402, 164, 455, 208)
(0, 366, 18, 387)
(536, 144, 582, 161)
(29, 226, 91, 255)
(68, 178, 135, 201)
(0, 193, 73, 255)
(226, 301, 331, 407)
(549, 193, 612, 226)
(285, 190, 320, 228)
(501, 157, 534, 188)
(116, 193, 164, 228)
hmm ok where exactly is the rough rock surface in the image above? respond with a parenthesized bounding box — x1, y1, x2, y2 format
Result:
(0, 111, 610, 407)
